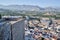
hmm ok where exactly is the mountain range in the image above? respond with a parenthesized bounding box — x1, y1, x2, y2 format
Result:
(0, 5, 60, 12)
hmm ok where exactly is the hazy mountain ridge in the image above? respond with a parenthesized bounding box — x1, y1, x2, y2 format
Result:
(0, 5, 60, 12)
(0, 5, 41, 11)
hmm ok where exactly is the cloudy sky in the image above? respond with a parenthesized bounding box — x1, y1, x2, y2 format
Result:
(0, 0, 60, 7)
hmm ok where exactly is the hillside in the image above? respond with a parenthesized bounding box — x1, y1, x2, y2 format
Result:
(0, 5, 60, 12)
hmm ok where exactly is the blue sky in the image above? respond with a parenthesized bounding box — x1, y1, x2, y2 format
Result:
(0, 0, 60, 7)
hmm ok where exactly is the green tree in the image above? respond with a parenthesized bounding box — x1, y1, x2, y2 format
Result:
(0, 14, 1, 19)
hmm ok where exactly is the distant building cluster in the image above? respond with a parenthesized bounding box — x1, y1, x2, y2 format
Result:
(25, 16, 60, 40)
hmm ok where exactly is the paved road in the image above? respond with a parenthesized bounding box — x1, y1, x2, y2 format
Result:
(11, 20, 26, 40)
